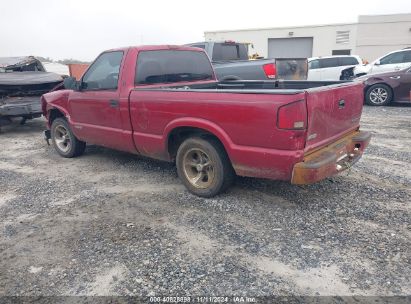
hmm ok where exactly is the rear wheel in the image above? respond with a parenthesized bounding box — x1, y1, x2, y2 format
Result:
(176, 137, 234, 197)
(365, 84, 393, 106)
(51, 117, 86, 158)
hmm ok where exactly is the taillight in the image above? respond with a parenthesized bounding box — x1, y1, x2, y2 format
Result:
(277, 100, 307, 130)
(263, 63, 276, 79)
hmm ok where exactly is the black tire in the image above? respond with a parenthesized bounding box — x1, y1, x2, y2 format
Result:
(365, 83, 393, 106)
(176, 137, 235, 198)
(51, 117, 86, 158)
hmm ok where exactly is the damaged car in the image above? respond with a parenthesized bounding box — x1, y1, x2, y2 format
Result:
(0, 56, 63, 128)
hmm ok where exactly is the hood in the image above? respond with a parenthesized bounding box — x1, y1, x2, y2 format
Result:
(0, 71, 63, 86)
(0, 72, 63, 99)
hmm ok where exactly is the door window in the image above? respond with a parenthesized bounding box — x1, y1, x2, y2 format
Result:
(320, 58, 339, 68)
(339, 57, 359, 66)
(379, 52, 404, 65)
(82, 51, 123, 90)
(308, 60, 320, 69)
(403, 51, 411, 63)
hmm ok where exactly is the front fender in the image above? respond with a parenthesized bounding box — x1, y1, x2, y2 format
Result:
(42, 90, 71, 127)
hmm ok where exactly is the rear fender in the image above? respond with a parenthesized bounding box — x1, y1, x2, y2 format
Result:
(164, 118, 235, 157)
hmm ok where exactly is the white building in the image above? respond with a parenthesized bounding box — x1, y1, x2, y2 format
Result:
(41, 62, 69, 76)
(204, 13, 411, 61)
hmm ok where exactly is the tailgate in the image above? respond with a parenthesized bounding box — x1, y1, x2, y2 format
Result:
(304, 82, 364, 153)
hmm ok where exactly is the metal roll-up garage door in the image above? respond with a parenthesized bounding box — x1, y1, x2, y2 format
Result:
(268, 37, 313, 58)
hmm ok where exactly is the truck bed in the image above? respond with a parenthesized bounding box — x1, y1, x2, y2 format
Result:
(136, 80, 353, 93)
(130, 81, 363, 179)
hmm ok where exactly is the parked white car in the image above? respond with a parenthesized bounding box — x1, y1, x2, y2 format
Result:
(354, 48, 411, 76)
(307, 55, 362, 81)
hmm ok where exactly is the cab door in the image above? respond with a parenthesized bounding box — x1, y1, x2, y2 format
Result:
(68, 51, 129, 150)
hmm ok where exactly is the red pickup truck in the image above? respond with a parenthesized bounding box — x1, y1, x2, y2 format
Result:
(42, 45, 371, 197)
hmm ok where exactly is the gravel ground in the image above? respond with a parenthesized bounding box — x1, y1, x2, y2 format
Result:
(0, 105, 410, 298)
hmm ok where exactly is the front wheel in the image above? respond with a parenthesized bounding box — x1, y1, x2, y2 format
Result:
(51, 117, 86, 158)
(176, 137, 234, 198)
(365, 84, 393, 106)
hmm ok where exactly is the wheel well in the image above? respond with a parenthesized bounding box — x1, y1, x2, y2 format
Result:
(167, 127, 227, 161)
(49, 108, 64, 124)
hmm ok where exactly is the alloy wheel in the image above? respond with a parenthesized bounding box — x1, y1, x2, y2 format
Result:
(54, 125, 71, 153)
(182, 148, 215, 189)
(369, 87, 388, 104)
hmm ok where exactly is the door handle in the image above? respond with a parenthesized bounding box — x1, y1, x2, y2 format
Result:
(109, 99, 119, 108)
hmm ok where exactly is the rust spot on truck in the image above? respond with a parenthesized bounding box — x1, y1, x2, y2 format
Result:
(291, 130, 372, 184)
(233, 164, 287, 180)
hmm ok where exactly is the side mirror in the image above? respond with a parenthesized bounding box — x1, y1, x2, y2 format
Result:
(374, 60, 381, 66)
(63, 76, 81, 91)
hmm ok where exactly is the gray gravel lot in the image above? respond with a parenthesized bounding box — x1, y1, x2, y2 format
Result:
(0, 105, 410, 297)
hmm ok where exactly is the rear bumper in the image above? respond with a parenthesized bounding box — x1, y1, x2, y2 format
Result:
(291, 130, 371, 184)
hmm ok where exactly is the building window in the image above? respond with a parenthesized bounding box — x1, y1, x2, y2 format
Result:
(336, 31, 350, 44)
(332, 49, 351, 55)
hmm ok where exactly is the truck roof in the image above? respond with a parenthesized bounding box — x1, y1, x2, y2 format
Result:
(187, 41, 245, 44)
(103, 45, 205, 53)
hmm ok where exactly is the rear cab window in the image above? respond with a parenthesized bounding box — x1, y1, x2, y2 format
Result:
(212, 43, 248, 61)
(135, 50, 214, 85)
